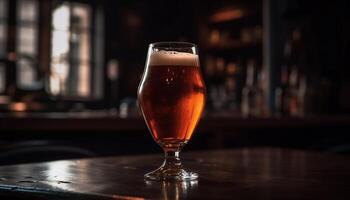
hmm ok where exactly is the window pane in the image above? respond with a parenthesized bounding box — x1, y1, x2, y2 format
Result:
(71, 31, 90, 62)
(51, 3, 71, 96)
(51, 30, 70, 59)
(17, 26, 37, 55)
(49, 75, 60, 96)
(50, 61, 69, 95)
(52, 4, 70, 31)
(0, 24, 5, 39)
(78, 64, 90, 97)
(0, 63, 5, 93)
(0, 0, 8, 19)
(72, 3, 91, 29)
(0, 0, 7, 57)
(17, 59, 37, 89)
(17, 0, 38, 22)
(0, 24, 6, 56)
(16, 0, 39, 89)
(71, 3, 91, 97)
(50, 2, 93, 98)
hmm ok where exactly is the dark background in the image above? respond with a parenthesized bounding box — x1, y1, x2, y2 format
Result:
(0, 0, 349, 165)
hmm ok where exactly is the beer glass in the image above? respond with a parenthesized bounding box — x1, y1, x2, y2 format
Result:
(138, 42, 206, 181)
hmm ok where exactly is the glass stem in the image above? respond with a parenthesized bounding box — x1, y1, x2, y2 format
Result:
(163, 150, 182, 170)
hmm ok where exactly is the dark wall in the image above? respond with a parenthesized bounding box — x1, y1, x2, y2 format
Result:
(277, 0, 350, 114)
(102, 0, 350, 114)
(104, 0, 198, 100)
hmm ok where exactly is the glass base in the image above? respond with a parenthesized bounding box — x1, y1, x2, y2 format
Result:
(144, 167, 198, 181)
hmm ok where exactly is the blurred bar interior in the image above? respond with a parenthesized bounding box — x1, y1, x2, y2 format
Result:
(0, 0, 350, 164)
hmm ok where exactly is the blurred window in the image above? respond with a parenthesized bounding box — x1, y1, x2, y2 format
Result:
(16, 0, 41, 90)
(50, 2, 93, 98)
(0, 63, 5, 93)
(0, 0, 7, 93)
(0, 0, 7, 56)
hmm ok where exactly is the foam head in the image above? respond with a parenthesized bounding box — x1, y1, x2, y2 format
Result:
(149, 51, 199, 67)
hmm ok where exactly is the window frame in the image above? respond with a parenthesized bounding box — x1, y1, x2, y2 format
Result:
(49, 0, 102, 100)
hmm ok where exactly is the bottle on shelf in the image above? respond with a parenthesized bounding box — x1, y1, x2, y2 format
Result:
(225, 62, 239, 113)
(286, 66, 300, 117)
(275, 27, 306, 117)
(107, 59, 120, 113)
(257, 68, 269, 117)
(298, 74, 307, 117)
(275, 66, 289, 117)
(207, 57, 227, 114)
(241, 59, 263, 117)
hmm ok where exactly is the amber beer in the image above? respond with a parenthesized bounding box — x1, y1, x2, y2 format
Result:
(138, 51, 205, 146)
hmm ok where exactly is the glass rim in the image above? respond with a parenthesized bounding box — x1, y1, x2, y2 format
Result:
(149, 42, 197, 48)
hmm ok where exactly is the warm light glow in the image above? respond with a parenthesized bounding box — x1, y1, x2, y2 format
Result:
(72, 4, 91, 97)
(78, 64, 90, 97)
(210, 8, 245, 23)
(78, 32, 90, 61)
(209, 30, 220, 45)
(112, 195, 145, 200)
(9, 102, 27, 112)
(226, 63, 239, 74)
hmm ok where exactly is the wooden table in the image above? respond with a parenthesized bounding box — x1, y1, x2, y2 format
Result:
(0, 148, 349, 199)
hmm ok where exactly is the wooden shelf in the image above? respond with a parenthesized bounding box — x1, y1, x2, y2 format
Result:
(208, 14, 262, 28)
(199, 1, 263, 60)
